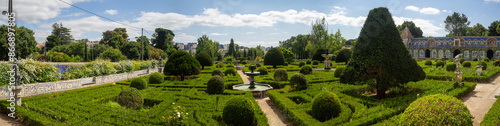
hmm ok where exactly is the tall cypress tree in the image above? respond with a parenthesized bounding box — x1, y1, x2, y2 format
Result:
(339, 7, 425, 99)
(227, 38, 235, 57)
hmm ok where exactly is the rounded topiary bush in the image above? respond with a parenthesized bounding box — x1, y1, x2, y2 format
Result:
(334, 67, 345, 77)
(224, 68, 237, 76)
(196, 52, 213, 70)
(399, 94, 473, 126)
(212, 69, 224, 77)
(274, 68, 288, 81)
(463, 61, 471, 67)
(130, 78, 147, 90)
(459, 58, 465, 64)
(148, 72, 164, 84)
(290, 73, 307, 91)
(312, 49, 326, 62)
(473, 58, 478, 61)
(446, 63, 456, 72)
(207, 75, 224, 94)
(424, 59, 432, 66)
(263, 47, 285, 68)
(300, 65, 313, 74)
(306, 60, 312, 64)
(335, 48, 352, 63)
(299, 62, 306, 67)
(223, 97, 255, 126)
(216, 62, 224, 68)
(312, 91, 342, 122)
(116, 88, 144, 109)
(256, 63, 261, 67)
(257, 67, 268, 75)
(482, 62, 487, 70)
(226, 64, 235, 68)
(435, 60, 444, 68)
(483, 57, 490, 62)
(312, 60, 319, 65)
(494, 60, 500, 66)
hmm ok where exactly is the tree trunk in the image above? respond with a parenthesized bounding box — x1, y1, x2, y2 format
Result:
(202, 66, 205, 70)
(376, 78, 386, 99)
(273, 64, 276, 68)
(181, 75, 185, 81)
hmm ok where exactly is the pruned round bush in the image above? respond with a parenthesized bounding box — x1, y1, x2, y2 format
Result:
(300, 65, 313, 75)
(312, 60, 319, 65)
(482, 62, 487, 70)
(290, 73, 307, 91)
(459, 58, 465, 64)
(226, 64, 235, 68)
(473, 58, 478, 61)
(256, 63, 261, 67)
(312, 49, 326, 62)
(130, 78, 147, 90)
(164, 51, 201, 81)
(312, 91, 342, 122)
(257, 67, 268, 75)
(299, 62, 306, 67)
(224, 68, 237, 76)
(149, 72, 164, 84)
(335, 49, 352, 63)
(274, 68, 288, 81)
(483, 57, 490, 62)
(435, 60, 444, 68)
(445, 63, 456, 72)
(424, 59, 432, 66)
(196, 52, 213, 70)
(223, 97, 255, 126)
(264, 47, 285, 68)
(116, 88, 144, 109)
(463, 61, 471, 67)
(494, 60, 500, 66)
(207, 75, 224, 94)
(216, 62, 224, 68)
(306, 60, 312, 64)
(334, 67, 345, 77)
(399, 94, 473, 126)
(212, 69, 224, 77)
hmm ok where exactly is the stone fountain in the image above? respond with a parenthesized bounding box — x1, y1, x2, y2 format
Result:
(321, 48, 334, 70)
(232, 65, 273, 98)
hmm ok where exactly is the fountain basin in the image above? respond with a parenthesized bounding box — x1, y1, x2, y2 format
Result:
(233, 84, 273, 98)
(235, 65, 244, 70)
(244, 71, 260, 76)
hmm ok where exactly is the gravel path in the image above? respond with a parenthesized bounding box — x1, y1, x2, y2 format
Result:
(0, 114, 24, 126)
(461, 76, 500, 126)
(237, 70, 294, 126)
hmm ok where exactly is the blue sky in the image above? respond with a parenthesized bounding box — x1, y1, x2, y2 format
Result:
(1, 0, 499, 47)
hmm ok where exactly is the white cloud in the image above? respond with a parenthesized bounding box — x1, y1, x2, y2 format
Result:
(105, 9, 118, 15)
(0, 0, 90, 23)
(210, 33, 228, 36)
(442, 10, 452, 13)
(246, 32, 256, 34)
(62, 13, 85, 17)
(173, 32, 197, 43)
(404, 6, 441, 15)
(485, 0, 500, 2)
(393, 16, 442, 36)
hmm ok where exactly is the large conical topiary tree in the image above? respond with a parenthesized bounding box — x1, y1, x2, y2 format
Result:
(264, 47, 285, 68)
(164, 51, 201, 81)
(339, 7, 425, 99)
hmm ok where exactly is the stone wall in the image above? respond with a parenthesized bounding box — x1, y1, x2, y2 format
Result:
(0, 67, 163, 100)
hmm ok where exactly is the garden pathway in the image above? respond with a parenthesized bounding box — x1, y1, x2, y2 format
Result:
(237, 70, 294, 126)
(461, 76, 500, 126)
(0, 114, 24, 126)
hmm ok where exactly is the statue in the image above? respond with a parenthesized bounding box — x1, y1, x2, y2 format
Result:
(454, 54, 462, 72)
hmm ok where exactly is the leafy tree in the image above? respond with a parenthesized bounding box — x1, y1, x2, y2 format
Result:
(472, 23, 487, 36)
(113, 28, 128, 40)
(196, 52, 213, 70)
(100, 30, 120, 44)
(149, 46, 167, 60)
(50, 23, 73, 45)
(292, 34, 310, 59)
(444, 12, 470, 36)
(164, 51, 201, 81)
(339, 7, 426, 99)
(196, 35, 219, 59)
(277, 47, 294, 63)
(487, 21, 500, 36)
(100, 48, 126, 62)
(121, 41, 150, 60)
(0, 25, 38, 60)
(312, 49, 326, 62)
(45, 35, 61, 51)
(227, 38, 236, 58)
(264, 47, 285, 68)
(151, 28, 176, 55)
(50, 41, 86, 59)
(397, 21, 423, 38)
(91, 44, 113, 60)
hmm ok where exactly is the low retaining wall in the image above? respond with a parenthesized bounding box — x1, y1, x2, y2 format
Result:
(0, 67, 163, 100)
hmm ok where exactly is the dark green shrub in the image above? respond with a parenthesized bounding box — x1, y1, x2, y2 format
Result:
(306, 60, 312, 64)
(399, 94, 473, 126)
(196, 52, 213, 70)
(494, 60, 500, 66)
(212, 69, 224, 77)
(164, 51, 201, 81)
(483, 57, 490, 62)
(100, 48, 127, 62)
(274, 68, 288, 81)
(224, 68, 237, 76)
(334, 67, 345, 77)
(459, 58, 465, 64)
(299, 62, 306, 67)
(116, 88, 144, 109)
(226, 64, 235, 68)
(300, 65, 312, 75)
(312, 60, 319, 65)
(463, 61, 471, 67)
(241, 60, 248, 64)
(216, 62, 224, 68)
(312, 91, 342, 122)
(148, 72, 164, 84)
(424, 59, 432, 66)
(256, 63, 261, 67)
(446, 63, 456, 72)
(335, 49, 352, 63)
(207, 75, 224, 94)
(130, 78, 147, 90)
(435, 60, 444, 67)
(482, 62, 487, 70)
(264, 47, 285, 68)
(257, 67, 268, 75)
(223, 97, 255, 126)
(312, 49, 326, 62)
(473, 58, 478, 61)
(290, 73, 307, 91)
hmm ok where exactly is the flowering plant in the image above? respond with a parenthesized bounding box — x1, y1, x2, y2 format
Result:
(163, 102, 188, 125)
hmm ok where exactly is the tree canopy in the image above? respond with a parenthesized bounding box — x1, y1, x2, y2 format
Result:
(151, 28, 177, 55)
(397, 21, 423, 38)
(339, 7, 426, 99)
(164, 51, 201, 81)
(488, 21, 500, 36)
(50, 23, 74, 45)
(196, 35, 220, 60)
(0, 25, 38, 60)
(444, 12, 470, 36)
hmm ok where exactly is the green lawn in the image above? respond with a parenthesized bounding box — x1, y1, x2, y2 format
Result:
(416, 60, 500, 82)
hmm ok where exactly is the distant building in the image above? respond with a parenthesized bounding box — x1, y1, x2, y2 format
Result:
(219, 44, 224, 49)
(186, 43, 197, 50)
(86, 41, 99, 49)
(176, 43, 185, 50)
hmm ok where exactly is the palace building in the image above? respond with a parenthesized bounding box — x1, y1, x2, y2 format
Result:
(401, 27, 500, 60)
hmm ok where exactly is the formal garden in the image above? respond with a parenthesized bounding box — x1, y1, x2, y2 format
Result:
(1, 7, 500, 126)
